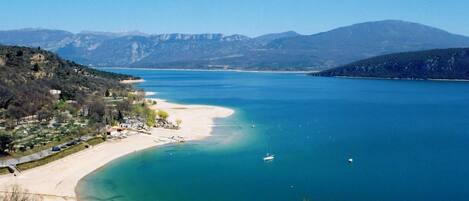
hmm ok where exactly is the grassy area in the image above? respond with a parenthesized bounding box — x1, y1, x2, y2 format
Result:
(16, 137, 105, 171)
(85, 137, 106, 146)
(0, 167, 10, 175)
(8, 137, 75, 159)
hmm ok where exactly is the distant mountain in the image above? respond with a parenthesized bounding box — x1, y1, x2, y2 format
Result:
(79, 30, 149, 37)
(264, 20, 469, 68)
(56, 33, 256, 67)
(1, 20, 469, 70)
(253, 31, 300, 44)
(312, 48, 469, 80)
(0, 28, 74, 50)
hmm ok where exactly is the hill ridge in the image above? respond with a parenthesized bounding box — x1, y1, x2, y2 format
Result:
(312, 48, 469, 80)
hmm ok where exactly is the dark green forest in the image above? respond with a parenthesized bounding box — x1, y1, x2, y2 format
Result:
(312, 48, 469, 80)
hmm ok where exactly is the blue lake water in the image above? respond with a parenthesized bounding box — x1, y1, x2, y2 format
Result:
(77, 69, 469, 201)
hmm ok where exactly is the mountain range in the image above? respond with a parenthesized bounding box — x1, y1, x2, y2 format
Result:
(1, 20, 469, 70)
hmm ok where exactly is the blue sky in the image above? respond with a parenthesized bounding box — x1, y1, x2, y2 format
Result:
(2, 0, 469, 36)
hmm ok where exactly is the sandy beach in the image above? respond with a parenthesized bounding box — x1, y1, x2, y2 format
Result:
(119, 79, 145, 84)
(0, 99, 234, 201)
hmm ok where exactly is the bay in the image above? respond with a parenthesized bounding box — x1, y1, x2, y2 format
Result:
(77, 69, 469, 201)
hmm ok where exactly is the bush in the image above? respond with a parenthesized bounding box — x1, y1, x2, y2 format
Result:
(145, 109, 156, 127)
(157, 110, 169, 120)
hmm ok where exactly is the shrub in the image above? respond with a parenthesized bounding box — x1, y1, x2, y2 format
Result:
(145, 109, 156, 127)
(157, 110, 169, 120)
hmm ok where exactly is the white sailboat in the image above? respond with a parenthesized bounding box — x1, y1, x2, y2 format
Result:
(263, 153, 275, 161)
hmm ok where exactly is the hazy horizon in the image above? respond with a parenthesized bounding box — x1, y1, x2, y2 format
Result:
(2, 0, 469, 37)
(3, 19, 469, 38)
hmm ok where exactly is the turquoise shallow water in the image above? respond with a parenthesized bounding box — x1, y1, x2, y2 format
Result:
(77, 69, 469, 201)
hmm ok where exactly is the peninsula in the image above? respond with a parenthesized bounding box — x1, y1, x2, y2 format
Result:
(311, 48, 469, 80)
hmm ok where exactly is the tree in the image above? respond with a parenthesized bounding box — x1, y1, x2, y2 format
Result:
(105, 89, 111, 97)
(157, 110, 169, 121)
(145, 109, 156, 127)
(37, 106, 53, 121)
(0, 185, 41, 201)
(0, 132, 13, 154)
(89, 99, 105, 123)
(6, 105, 26, 124)
(117, 110, 124, 122)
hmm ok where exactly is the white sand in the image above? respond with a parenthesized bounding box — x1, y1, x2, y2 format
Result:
(0, 99, 234, 201)
(119, 79, 145, 84)
(147, 98, 234, 141)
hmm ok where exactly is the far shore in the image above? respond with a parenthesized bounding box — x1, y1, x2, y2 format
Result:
(101, 66, 317, 74)
(330, 75, 469, 82)
(0, 98, 234, 201)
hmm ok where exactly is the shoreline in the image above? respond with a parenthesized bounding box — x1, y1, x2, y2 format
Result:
(321, 75, 469, 82)
(100, 66, 316, 74)
(0, 99, 234, 201)
(119, 78, 145, 84)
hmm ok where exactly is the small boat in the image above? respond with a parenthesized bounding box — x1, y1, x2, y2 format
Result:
(263, 154, 274, 161)
(348, 158, 354, 163)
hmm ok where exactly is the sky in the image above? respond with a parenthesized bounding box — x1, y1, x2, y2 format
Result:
(2, 0, 469, 37)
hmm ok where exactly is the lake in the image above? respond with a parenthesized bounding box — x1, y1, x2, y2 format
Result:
(77, 69, 469, 201)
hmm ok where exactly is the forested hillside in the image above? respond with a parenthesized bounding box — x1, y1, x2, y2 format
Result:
(0, 45, 137, 121)
(312, 48, 469, 80)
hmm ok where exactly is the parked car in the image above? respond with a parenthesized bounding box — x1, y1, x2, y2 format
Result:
(66, 140, 78, 146)
(51, 146, 61, 152)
